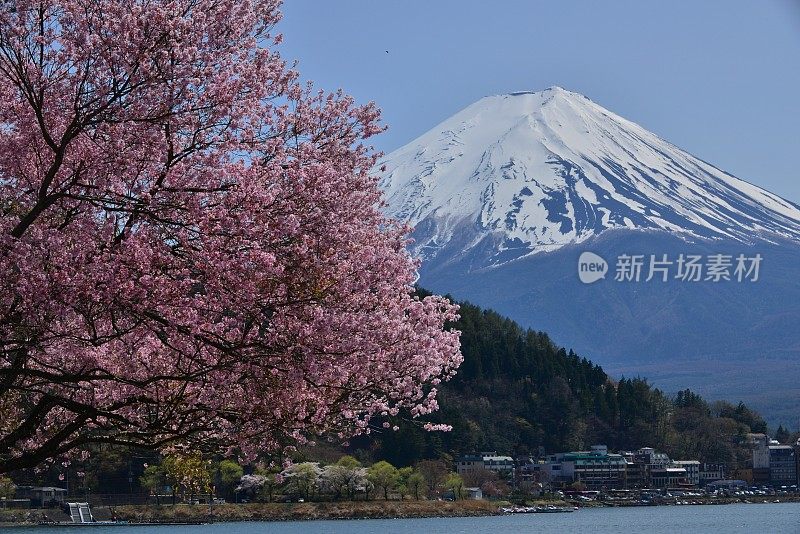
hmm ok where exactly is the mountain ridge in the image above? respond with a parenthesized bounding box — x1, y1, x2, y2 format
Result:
(379, 87, 800, 269)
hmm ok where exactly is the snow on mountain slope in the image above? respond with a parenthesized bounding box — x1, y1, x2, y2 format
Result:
(378, 87, 800, 266)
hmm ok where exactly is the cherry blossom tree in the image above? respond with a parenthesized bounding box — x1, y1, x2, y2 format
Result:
(235, 473, 267, 502)
(0, 0, 461, 474)
(320, 456, 368, 501)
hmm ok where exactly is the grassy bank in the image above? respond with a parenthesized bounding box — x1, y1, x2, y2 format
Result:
(109, 500, 503, 523)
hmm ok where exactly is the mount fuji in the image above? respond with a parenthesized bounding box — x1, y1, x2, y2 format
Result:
(378, 87, 800, 424)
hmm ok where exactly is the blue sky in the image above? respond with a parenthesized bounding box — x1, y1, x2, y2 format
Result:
(278, 1, 800, 203)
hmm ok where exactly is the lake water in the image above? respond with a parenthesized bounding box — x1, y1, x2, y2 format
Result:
(3, 503, 800, 533)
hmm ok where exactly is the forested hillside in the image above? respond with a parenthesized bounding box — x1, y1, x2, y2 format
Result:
(353, 292, 771, 471)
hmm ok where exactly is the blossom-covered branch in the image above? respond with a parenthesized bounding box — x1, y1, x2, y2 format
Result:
(0, 0, 461, 473)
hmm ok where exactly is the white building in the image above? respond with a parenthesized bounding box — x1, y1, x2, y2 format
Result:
(543, 446, 627, 489)
(482, 455, 514, 473)
(636, 447, 671, 467)
(456, 452, 514, 476)
(749, 433, 770, 469)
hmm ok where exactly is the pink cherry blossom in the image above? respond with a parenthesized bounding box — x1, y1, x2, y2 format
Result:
(0, 0, 461, 473)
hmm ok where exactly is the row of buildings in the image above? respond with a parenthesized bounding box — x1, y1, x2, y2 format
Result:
(457, 439, 799, 492)
(747, 433, 798, 486)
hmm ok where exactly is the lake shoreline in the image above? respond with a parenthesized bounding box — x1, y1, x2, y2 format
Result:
(4, 502, 800, 533)
(0, 500, 503, 527)
(3, 496, 800, 526)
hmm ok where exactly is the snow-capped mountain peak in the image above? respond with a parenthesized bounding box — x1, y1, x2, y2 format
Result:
(378, 87, 800, 266)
